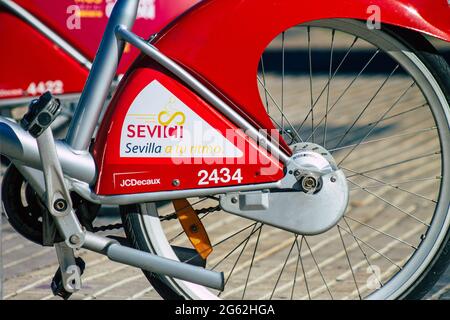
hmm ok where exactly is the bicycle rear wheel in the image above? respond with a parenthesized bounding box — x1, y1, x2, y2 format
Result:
(122, 19, 450, 300)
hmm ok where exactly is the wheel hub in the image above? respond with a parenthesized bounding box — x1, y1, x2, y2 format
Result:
(220, 143, 349, 235)
(289, 143, 338, 193)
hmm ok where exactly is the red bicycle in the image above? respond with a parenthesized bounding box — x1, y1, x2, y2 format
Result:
(1, 0, 450, 300)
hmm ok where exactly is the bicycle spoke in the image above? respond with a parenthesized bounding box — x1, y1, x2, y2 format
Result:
(347, 179, 430, 226)
(290, 236, 304, 300)
(342, 166, 437, 203)
(326, 103, 429, 146)
(297, 36, 359, 134)
(220, 223, 261, 289)
(349, 177, 441, 191)
(345, 151, 441, 179)
(308, 26, 315, 142)
(260, 56, 270, 113)
(257, 77, 303, 142)
(343, 217, 384, 287)
(330, 127, 437, 153)
(333, 64, 399, 149)
(305, 49, 381, 141)
(323, 29, 335, 147)
(337, 82, 416, 165)
(242, 225, 263, 299)
(304, 237, 333, 299)
(344, 216, 416, 249)
(338, 226, 362, 299)
(270, 235, 298, 300)
(338, 224, 403, 269)
(297, 236, 312, 300)
(209, 223, 259, 270)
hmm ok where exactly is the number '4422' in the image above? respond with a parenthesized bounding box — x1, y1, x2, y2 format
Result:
(198, 168, 243, 185)
(26, 80, 64, 96)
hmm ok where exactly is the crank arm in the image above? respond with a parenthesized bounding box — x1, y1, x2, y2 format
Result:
(36, 129, 85, 247)
(20, 93, 85, 248)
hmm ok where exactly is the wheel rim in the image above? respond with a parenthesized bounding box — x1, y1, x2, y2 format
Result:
(134, 19, 450, 300)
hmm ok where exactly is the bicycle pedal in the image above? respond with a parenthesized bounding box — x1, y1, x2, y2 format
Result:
(20, 91, 61, 137)
(51, 257, 85, 300)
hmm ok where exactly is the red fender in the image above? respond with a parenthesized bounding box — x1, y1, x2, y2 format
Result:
(0, 10, 88, 100)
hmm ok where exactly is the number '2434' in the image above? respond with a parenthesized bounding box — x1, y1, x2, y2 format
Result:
(198, 168, 243, 185)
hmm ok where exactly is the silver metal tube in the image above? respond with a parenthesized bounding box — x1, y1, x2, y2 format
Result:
(116, 26, 292, 165)
(66, 0, 139, 150)
(0, 117, 96, 184)
(72, 179, 280, 205)
(83, 232, 224, 290)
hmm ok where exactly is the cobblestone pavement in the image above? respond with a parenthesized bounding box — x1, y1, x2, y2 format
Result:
(1, 210, 449, 300)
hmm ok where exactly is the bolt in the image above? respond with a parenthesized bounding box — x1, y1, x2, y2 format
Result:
(53, 199, 68, 212)
(172, 179, 180, 187)
(69, 234, 81, 245)
(190, 224, 199, 233)
(301, 176, 318, 193)
(231, 196, 238, 204)
(303, 177, 316, 188)
(330, 176, 337, 183)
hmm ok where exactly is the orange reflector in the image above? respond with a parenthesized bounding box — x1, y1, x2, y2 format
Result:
(173, 199, 213, 259)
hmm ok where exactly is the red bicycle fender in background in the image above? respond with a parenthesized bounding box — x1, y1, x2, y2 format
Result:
(147, 0, 450, 136)
(0, 10, 88, 99)
(13, 0, 201, 73)
(1, 0, 200, 100)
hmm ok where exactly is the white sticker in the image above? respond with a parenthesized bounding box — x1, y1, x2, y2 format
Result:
(106, 0, 156, 20)
(120, 80, 243, 158)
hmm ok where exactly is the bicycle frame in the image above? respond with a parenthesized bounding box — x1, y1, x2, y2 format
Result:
(0, 0, 289, 205)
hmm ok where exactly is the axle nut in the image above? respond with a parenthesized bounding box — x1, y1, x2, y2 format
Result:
(53, 199, 68, 212)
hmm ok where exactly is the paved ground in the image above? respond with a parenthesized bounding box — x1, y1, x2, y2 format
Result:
(1, 27, 450, 300)
(0, 208, 162, 300)
(1, 209, 449, 300)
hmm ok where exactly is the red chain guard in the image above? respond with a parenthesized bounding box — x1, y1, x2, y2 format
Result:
(93, 65, 284, 195)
